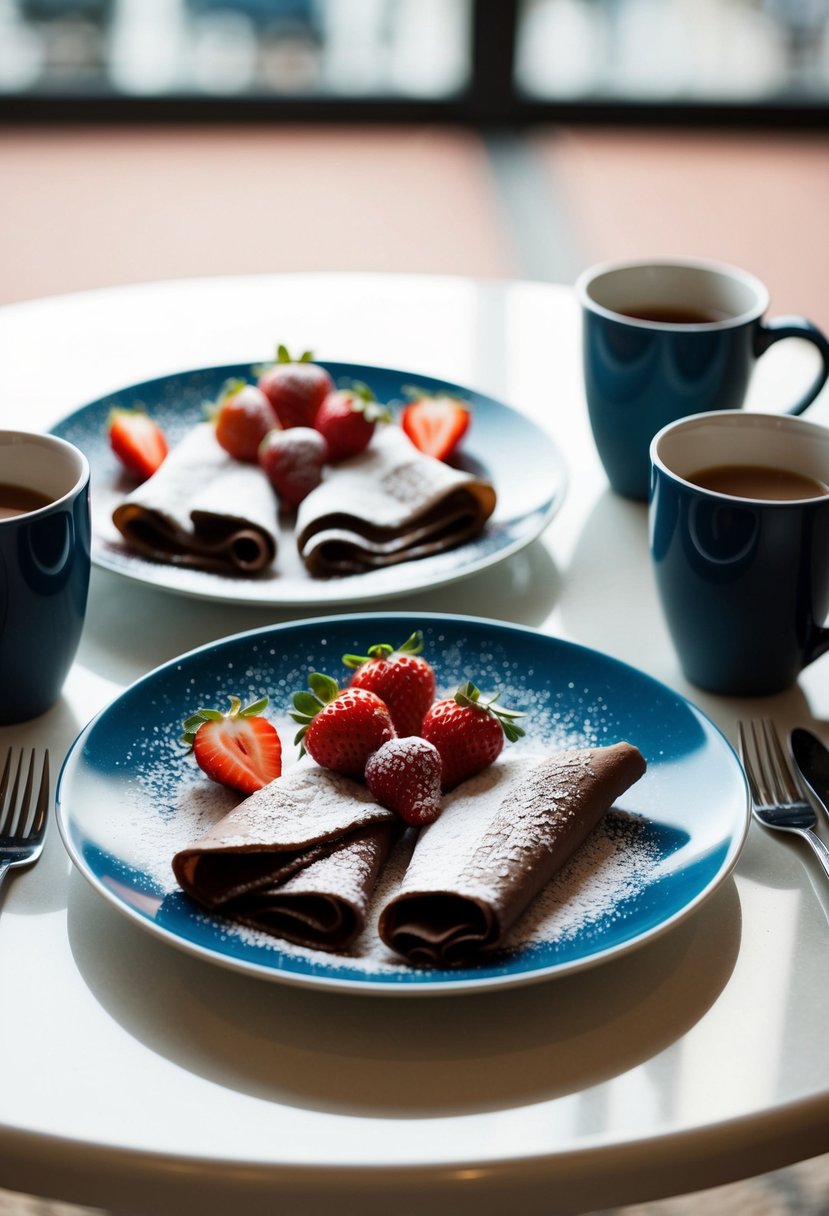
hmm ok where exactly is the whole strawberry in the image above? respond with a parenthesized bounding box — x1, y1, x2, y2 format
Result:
(290, 673, 396, 778)
(258, 426, 328, 507)
(365, 737, 443, 826)
(342, 630, 436, 737)
(315, 382, 390, 461)
(420, 681, 525, 791)
(181, 694, 282, 795)
(257, 345, 334, 430)
(213, 379, 277, 462)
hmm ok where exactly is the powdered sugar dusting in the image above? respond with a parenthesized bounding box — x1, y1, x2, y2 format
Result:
(75, 621, 672, 981)
(193, 787, 661, 977)
(392, 751, 604, 902)
(507, 810, 658, 948)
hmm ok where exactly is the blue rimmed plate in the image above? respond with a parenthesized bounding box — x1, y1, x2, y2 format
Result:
(50, 361, 566, 607)
(56, 613, 749, 996)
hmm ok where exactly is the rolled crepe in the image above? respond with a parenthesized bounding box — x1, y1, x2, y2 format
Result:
(112, 423, 278, 574)
(378, 743, 646, 967)
(172, 763, 397, 952)
(295, 426, 496, 576)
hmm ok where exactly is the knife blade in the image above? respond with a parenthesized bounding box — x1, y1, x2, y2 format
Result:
(789, 728, 829, 821)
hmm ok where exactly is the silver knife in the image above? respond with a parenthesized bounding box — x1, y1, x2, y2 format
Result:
(789, 728, 829, 823)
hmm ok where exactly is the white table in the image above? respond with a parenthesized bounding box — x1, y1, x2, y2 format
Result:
(1, 273, 828, 1216)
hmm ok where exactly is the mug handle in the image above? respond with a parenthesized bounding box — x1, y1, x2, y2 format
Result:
(754, 316, 829, 415)
(805, 626, 829, 671)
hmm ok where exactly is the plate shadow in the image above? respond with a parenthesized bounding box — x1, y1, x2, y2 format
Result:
(66, 871, 741, 1119)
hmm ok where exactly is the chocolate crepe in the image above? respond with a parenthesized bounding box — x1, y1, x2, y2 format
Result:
(172, 763, 397, 951)
(378, 743, 646, 967)
(112, 423, 278, 574)
(295, 426, 496, 576)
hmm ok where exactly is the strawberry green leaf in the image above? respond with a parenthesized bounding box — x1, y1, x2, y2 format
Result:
(451, 680, 525, 742)
(397, 631, 425, 657)
(291, 690, 322, 718)
(342, 643, 392, 668)
(180, 693, 270, 748)
(307, 671, 340, 703)
(342, 630, 425, 669)
(290, 671, 341, 747)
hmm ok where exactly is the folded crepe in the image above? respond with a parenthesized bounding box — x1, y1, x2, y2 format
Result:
(112, 423, 279, 574)
(295, 426, 497, 576)
(172, 763, 397, 952)
(378, 743, 646, 967)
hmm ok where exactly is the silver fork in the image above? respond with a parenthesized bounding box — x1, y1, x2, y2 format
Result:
(738, 718, 829, 880)
(0, 748, 50, 902)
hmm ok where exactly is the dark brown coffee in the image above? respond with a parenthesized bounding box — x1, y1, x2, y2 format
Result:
(0, 482, 52, 520)
(618, 304, 732, 325)
(687, 464, 829, 501)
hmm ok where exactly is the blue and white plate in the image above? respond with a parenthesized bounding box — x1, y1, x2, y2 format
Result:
(56, 613, 749, 997)
(50, 361, 566, 607)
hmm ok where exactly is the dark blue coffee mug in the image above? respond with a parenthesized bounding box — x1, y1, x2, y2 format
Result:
(578, 259, 829, 502)
(0, 432, 91, 724)
(649, 411, 829, 696)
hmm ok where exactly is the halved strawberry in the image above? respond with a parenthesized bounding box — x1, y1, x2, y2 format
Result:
(420, 681, 524, 790)
(108, 407, 168, 481)
(400, 390, 470, 462)
(290, 673, 395, 778)
(181, 694, 282, 795)
(342, 630, 436, 737)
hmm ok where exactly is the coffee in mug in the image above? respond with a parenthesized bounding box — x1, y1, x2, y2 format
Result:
(685, 464, 829, 500)
(0, 483, 53, 519)
(617, 305, 732, 325)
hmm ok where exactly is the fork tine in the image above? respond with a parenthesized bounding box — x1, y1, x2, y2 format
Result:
(753, 719, 784, 804)
(18, 750, 36, 835)
(734, 719, 763, 807)
(0, 750, 49, 840)
(0, 749, 23, 837)
(0, 749, 12, 833)
(738, 721, 762, 804)
(30, 751, 50, 839)
(738, 718, 802, 808)
(762, 719, 801, 802)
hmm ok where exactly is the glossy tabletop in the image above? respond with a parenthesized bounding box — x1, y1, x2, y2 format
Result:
(1, 273, 828, 1216)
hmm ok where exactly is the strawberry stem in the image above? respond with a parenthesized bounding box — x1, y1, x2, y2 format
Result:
(342, 630, 424, 670)
(181, 693, 270, 749)
(253, 344, 316, 379)
(289, 672, 341, 753)
(452, 681, 525, 743)
(276, 344, 314, 364)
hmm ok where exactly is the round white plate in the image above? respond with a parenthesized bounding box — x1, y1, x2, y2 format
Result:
(56, 612, 749, 996)
(50, 361, 566, 606)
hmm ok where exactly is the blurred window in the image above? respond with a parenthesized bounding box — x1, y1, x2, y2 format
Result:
(1, 0, 827, 112)
(1, 0, 473, 98)
(515, 0, 829, 104)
